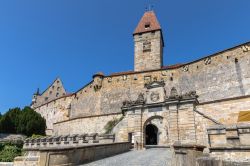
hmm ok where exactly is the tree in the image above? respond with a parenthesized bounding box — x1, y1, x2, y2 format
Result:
(17, 107, 46, 136)
(0, 107, 46, 136)
(0, 108, 21, 134)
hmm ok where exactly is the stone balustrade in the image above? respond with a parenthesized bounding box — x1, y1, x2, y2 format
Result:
(24, 133, 115, 149)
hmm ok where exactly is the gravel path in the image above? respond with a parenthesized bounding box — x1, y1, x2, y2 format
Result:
(81, 148, 172, 166)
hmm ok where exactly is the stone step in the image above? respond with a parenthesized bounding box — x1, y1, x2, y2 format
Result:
(144, 145, 170, 149)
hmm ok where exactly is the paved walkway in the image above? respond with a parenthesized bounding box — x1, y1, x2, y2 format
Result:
(82, 148, 172, 166)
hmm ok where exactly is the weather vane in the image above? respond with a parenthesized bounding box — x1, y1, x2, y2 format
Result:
(145, 4, 154, 11)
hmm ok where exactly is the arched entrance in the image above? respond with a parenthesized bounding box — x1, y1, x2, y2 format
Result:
(145, 124, 158, 145)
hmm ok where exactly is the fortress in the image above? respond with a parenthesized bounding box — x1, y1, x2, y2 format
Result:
(31, 11, 250, 150)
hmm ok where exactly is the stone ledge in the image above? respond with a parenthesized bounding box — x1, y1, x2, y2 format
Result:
(207, 124, 250, 130)
(172, 143, 206, 152)
(0, 162, 13, 166)
(14, 156, 39, 162)
(210, 146, 250, 152)
(24, 142, 130, 152)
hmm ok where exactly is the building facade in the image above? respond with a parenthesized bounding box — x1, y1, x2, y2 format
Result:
(31, 11, 250, 149)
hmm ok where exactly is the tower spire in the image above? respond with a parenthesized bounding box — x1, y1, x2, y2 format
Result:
(133, 10, 161, 35)
(133, 11, 164, 72)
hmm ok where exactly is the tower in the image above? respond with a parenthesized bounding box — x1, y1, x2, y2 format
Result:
(133, 11, 164, 72)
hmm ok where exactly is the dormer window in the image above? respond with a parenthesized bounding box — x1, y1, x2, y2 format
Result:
(145, 22, 150, 29)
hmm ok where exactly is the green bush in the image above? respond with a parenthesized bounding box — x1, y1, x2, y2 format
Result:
(31, 134, 44, 139)
(0, 144, 22, 162)
(104, 116, 124, 134)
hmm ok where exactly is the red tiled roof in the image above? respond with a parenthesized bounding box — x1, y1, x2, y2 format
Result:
(110, 71, 135, 76)
(162, 64, 183, 69)
(134, 11, 161, 35)
(109, 64, 184, 77)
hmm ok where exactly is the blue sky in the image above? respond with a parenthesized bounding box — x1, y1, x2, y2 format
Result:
(0, 0, 250, 113)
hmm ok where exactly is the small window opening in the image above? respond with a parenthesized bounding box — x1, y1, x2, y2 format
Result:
(143, 41, 151, 52)
(145, 23, 151, 29)
(56, 93, 59, 97)
(170, 77, 173, 81)
(235, 58, 238, 63)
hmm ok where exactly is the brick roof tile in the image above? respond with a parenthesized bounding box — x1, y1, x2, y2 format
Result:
(134, 11, 161, 35)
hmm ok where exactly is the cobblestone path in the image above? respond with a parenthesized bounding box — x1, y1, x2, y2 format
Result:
(82, 148, 172, 166)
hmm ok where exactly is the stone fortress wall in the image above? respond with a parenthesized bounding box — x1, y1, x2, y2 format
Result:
(53, 113, 123, 136)
(69, 42, 250, 118)
(35, 95, 73, 135)
(31, 10, 250, 146)
(70, 42, 250, 115)
(33, 42, 250, 141)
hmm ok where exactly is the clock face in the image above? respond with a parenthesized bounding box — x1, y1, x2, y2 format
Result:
(150, 92, 160, 102)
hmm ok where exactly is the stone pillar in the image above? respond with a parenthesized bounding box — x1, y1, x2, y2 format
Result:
(178, 103, 197, 143)
(133, 107, 143, 150)
(168, 102, 179, 143)
(171, 143, 206, 166)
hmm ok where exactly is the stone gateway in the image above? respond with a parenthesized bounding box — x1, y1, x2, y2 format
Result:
(31, 10, 250, 155)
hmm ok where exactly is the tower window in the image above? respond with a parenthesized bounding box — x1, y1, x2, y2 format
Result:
(145, 22, 151, 29)
(143, 41, 151, 52)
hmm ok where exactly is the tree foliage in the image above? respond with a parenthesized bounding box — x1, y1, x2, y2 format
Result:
(0, 108, 21, 133)
(0, 107, 46, 136)
(0, 142, 22, 162)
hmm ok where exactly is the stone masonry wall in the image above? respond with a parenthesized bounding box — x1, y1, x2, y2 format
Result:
(70, 43, 250, 119)
(35, 95, 72, 135)
(195, 96, 250, 145)
(53, 113, 123, 136)
(196, 96, 250, 125)
(134, 30, 163, 71)
(34, 43, 250, 138)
